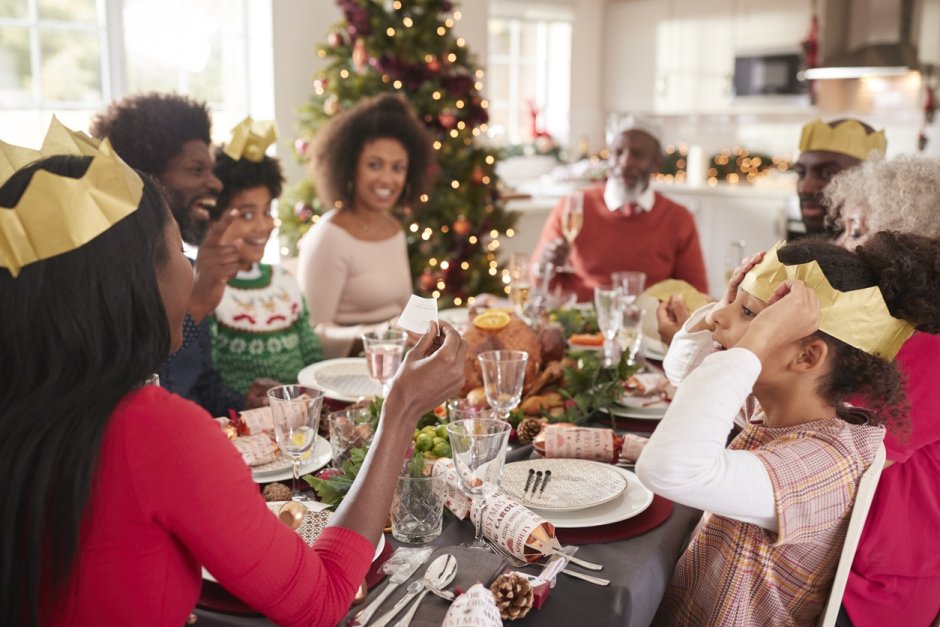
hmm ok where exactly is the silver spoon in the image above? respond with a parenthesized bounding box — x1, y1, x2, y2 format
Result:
(370, 554, 457, 627)
(351, 553, 428, 626)
(392, 553, 458, 627)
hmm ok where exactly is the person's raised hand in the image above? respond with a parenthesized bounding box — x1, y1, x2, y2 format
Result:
(541, 237, 570, 270)
(737, 279, 821, 360)
(656, 294, 691, 346)
(244, 377, 281, 409)
(703, 251, 766, 329)
(385, 321, 467, 423)
(189, 209, 243, 322)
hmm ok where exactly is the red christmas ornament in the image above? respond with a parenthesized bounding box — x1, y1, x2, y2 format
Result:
(419, 269, 436, 291)
(438, 111, 457, 129)
(327, 31, 344, 47)
(471, 166, 485, 184)
(453, 215, 471, 236)
(426, 57, 441, 73)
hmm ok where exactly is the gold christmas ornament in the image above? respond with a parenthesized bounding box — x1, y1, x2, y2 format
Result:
(798, 118, 887, 161)
(0, 117, 143, 277)
(223, 117, 278, 163)
(490, 571, 534, 620)
(740, 242, 914, 360)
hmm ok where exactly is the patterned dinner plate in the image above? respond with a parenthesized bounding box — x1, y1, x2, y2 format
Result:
(531, 466, 654, 528)
(501, 458, 628, 512)
(249, 435, 332, 483)
(297, 358, 381, 402)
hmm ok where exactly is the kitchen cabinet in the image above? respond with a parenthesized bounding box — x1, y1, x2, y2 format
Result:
(605, 0, 812, 115)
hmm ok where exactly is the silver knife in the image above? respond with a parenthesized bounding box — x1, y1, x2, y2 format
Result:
(351, 557, 425, 626)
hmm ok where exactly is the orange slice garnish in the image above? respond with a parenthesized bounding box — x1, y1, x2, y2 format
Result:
(472, 309, 511, 331)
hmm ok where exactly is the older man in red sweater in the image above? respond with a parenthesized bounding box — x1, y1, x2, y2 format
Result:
(533, 122, 707, 302)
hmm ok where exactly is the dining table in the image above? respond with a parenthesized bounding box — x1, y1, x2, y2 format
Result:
(193, 442, 701, 627)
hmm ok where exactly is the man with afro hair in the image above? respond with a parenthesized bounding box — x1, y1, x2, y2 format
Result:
(91, 92, 273, 414)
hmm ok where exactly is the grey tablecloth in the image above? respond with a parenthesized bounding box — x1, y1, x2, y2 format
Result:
(194, 446, 700, 627)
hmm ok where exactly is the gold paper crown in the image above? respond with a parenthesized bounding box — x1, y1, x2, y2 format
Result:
(799, 118, 887, 161)
(0, 117, 144, 277)
(739, 242, 914, 360)
(222, 117, 278, 162)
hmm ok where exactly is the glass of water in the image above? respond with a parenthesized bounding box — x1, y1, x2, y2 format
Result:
(267, 385, 325, 501)
(594, 286, 624, 366)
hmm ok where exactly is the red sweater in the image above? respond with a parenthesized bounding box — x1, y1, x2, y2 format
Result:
(48, 386, 373, 627)
(842, 332, 940, 627)
(532, 186, 708, 302)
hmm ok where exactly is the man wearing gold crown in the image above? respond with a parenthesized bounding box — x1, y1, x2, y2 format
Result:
(793, 118, 887, 237)
(90, 92, 273, 415)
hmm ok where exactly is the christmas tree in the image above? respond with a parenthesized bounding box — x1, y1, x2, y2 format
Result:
(281, 0, 517, 307)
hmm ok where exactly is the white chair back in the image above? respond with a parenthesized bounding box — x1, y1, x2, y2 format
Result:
(817, 442, 887, 627)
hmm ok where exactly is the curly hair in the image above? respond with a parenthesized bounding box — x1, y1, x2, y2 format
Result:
(311, 93, 433, 209)
(211, 148, 285, 218)
(89, 92, 212, 176)
(778, 233, 940, 434)
(824, 154, 940, 238)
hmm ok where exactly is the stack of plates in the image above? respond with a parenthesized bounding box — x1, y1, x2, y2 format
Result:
(501, 458, 653, 528)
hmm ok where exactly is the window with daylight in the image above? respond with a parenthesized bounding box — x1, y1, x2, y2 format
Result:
(486, 1, 572, 147)
(0, 0, 269, 147)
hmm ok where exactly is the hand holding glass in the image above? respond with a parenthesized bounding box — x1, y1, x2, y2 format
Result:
(446, 419, 512, 549)
(362, 329, 407, 397)
(477, 350, 528, 420)
(267, 385, 325, 501)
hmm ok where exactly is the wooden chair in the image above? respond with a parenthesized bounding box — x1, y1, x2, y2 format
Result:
(817, 442, 887, 627)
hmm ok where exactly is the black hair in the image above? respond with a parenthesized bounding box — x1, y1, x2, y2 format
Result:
(0, 157, 171, 626)
(89, 91, 212, 177)
(778, 232, 940, 432)
(211, 148, 285, 219)
(312, 93, 433, 209)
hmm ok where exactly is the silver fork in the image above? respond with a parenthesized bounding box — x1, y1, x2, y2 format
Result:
(485, 540, 609, 586)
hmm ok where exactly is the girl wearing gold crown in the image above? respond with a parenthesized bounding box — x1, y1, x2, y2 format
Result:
(0, 148, 467, 626)
(206, 118, 325, 395)
(636, 233, 940, 625)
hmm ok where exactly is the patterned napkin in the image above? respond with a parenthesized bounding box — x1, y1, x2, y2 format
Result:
(441, 583, 502, 627)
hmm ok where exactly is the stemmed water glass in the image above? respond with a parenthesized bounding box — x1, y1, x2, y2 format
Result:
(508, 252, 531, 317)
(524, 260, 555, 322)
(611, 271, 647, 364)
(446, 418, 512, 549)
(477, 350, 528, 421)
(267, 385, 325, 501)
(558, 190, 584, 272)
(362, 329, 407, 397)
(594, 286, 624, 366)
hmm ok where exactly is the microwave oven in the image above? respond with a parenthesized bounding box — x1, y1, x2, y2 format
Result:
(733, 53, 806, 97)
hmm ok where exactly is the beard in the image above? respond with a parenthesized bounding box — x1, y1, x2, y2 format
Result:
(603, 175, 647, 211)
(164, 186, 211, 246)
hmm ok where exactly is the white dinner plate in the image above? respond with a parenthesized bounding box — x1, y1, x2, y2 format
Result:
(297, 358, 381, 402)
(202, 501, 385, 582)
(502, 459, 629, 512)
(603, 403, 667, 421)
(250, 435, 332, 483)
(529, 466, 654, 528)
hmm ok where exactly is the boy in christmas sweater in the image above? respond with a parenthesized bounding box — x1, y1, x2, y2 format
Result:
(209, 118, 323, 394)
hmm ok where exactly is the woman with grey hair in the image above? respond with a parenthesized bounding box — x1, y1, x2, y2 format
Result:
(824, 154, 940, 627)
(824, 153, 940, 244)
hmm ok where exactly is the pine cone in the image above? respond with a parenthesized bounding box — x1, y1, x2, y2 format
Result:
(516, 416, 546, 445)
(262, 482, 293, 502)
(490, 571, 534, 620)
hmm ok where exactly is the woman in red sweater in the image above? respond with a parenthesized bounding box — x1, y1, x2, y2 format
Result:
(0, 154, 466, 627)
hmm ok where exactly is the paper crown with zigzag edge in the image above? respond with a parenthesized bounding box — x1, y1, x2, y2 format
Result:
(739, 242, 914, 361)
(0, 117, 144, 277)
(222, 117, 278, 163)
(798, 118, 887, 161)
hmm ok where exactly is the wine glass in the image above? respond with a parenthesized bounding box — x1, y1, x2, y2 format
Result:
(611, 271, 647, 365)
(525, 260, 555, 321)
(267, 385, 325, 501)
(508, 252, 531, 316)
(558, 190, 584, 272)
(362, 329, 407, 397)
(446, 418, 512, 549)
(477, 350, 528, 421)
(594, 286, 624, 366)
